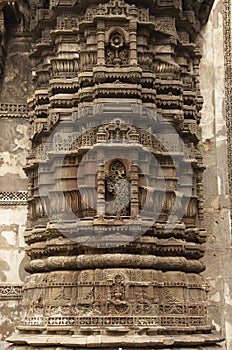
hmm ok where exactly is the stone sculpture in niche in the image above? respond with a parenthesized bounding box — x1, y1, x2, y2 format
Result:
(106, 160, 130, 216)
(6, 0, 223, 349)
(106, 31, 129, 66)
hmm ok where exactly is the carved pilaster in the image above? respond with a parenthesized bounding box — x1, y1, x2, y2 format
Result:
(97, 20, 105, 66)
(129, 20, 137, 66)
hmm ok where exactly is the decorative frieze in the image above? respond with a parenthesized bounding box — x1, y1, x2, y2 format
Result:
(0, 285, 23, 300)
(0, 102, 28, 118)
(0, 191, 28, 206)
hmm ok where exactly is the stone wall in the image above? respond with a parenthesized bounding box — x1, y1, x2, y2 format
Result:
(200, 0, 232, 348)
(0, 21, 30, 349)
(0, 120, 29, 348)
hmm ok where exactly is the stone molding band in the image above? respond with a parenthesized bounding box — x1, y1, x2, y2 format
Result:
(0, 102, 28, 118)
(28, 254, 205, 273)
(8, 333, 222, 348)
(0, 191, 28, 206)
(0, 285, 23, 300)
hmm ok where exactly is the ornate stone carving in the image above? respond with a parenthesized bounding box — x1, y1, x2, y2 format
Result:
(106, 160, 130, 216)
(0, 191, 28, 206)
(0, 285, 23, 300)
(0, 102, 28, 118)
(106, 31, 129, 66)
(7, 0, 222, 349)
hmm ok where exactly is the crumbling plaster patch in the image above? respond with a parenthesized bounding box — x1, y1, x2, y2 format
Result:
(0, 123, 29, 179)
(0, 207, 28, 284)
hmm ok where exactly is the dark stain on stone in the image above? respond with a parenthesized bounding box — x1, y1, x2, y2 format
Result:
(0, 173, 28, 191)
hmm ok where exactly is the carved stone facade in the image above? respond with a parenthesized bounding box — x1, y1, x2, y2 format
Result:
(0, 0, 231, 349)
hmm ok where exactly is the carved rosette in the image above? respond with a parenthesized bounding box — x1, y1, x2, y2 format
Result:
(8, 0, 222, 349)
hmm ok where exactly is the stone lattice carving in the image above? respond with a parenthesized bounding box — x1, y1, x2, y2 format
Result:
(0, 103, 28, 118)
(106, 160, 130, 216)
(0, 285, 23, 300)
(7, 0, 223, 349)
(0, 191, 28, 206)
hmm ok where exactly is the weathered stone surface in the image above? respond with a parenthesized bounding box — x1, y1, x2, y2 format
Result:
(0, 119, 29, 192)
(0, 1, 31, 345)
(0, 0, 231, 349)
(199, 1, 232, 350)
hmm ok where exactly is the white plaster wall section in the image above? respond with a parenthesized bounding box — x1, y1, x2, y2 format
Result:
(199, 0, 226, 218)
(213, 319, 221, 332)
(0, 207, 27, 249)
(225, 283, 232, 307)
(200, 1, 232, 349)
(225, 320, 232, 350)
(0, 300, 21, 350)
(225, 282, 232, 349)
(212, 6, 226, 142)
(1, 231, 17, 247)
(210, 1, 232, 348)
(200, 0, 226, 142)
(0, 249, 25, 284)
(200, 1, 230, 232)
(210, 291, 221, 303)
(0, 124, 29, 179)
(199, 2, 216, 143)
(211, 2, 229, 199)
(0, 152, 25, 178)
(200, 0, 225, 143)
(12, 125, 29, 153)
(207, 273, 223, 307)
(0, 207, 28, 284)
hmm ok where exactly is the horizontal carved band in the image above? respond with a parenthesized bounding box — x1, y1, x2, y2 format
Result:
(20, 315, 208, 328)
(28, 254, 205, 273)
(0, 191, 28, 206)
(8, 332, 222, 347)
(0, 285, 23, 300)
(0, 103, 28, 118)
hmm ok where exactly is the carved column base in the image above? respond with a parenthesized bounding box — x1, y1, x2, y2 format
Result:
(7, 267, 221, 348)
